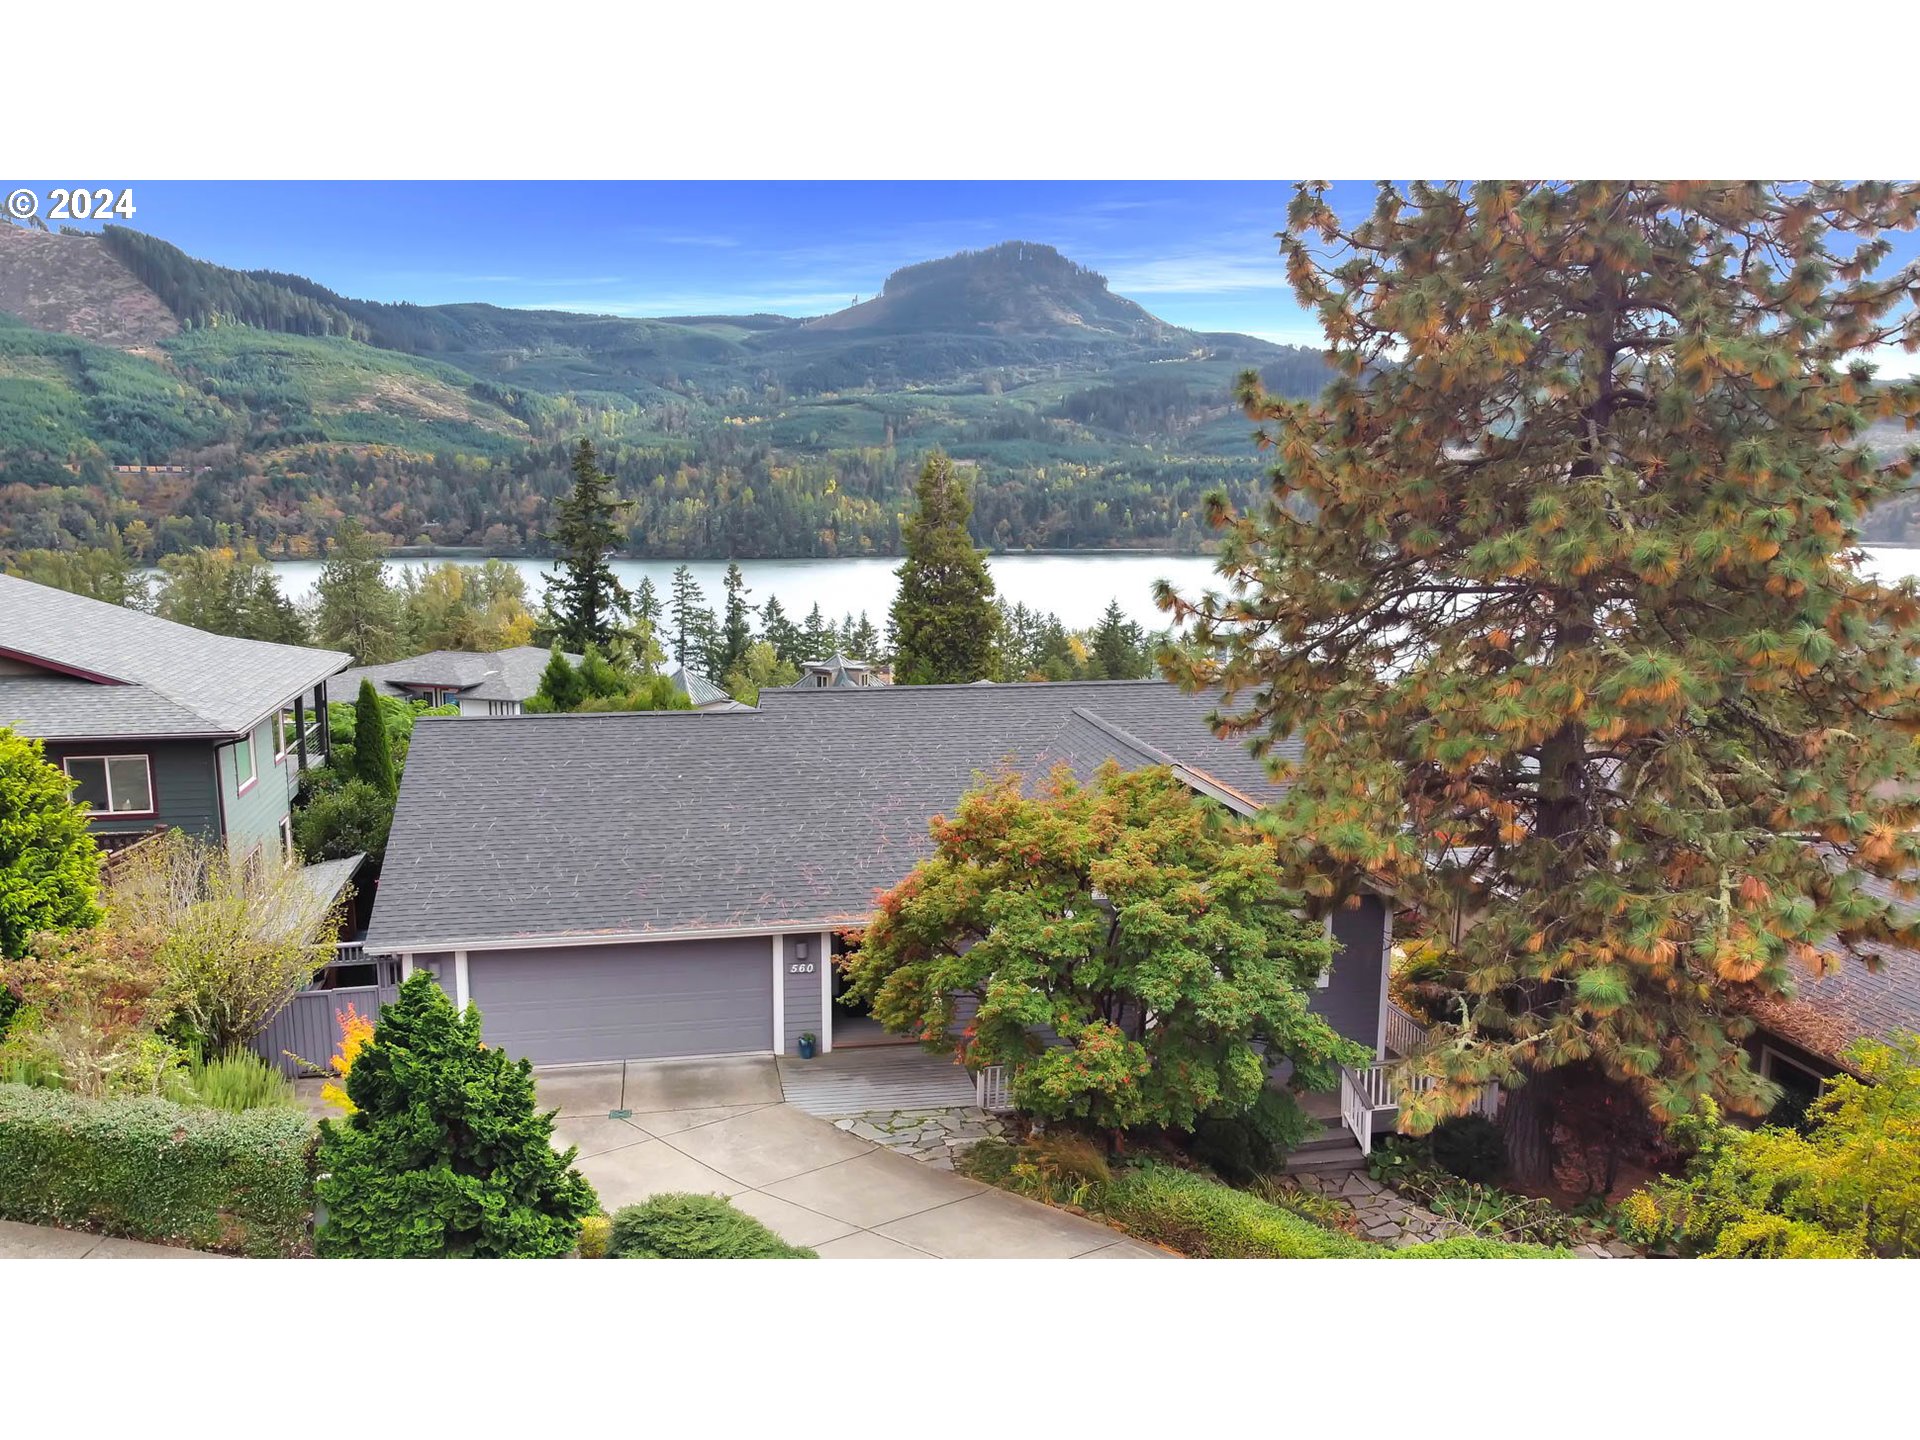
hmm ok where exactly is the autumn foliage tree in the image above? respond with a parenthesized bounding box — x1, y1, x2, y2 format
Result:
(839, 763, 1361, 1137)
(1163, 182, 1920, 1179)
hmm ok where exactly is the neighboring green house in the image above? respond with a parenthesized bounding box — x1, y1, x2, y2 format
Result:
(0, 572, 349, 863)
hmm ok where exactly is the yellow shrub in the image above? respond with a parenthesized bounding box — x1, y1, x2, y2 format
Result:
(319, 1004, 374, 1115)
(577, 1213, 612, 1259)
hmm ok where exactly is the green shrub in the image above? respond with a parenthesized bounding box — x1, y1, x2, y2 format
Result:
(1429, 1114, 1507, 1182)
(167, 1049, 298, 1113)
(577, 1212, 612, 1259)
(314, 973, 598, 1258)
(1250, 1176, 1364, 1236)
(607, 1194, 817, 1259)
(1620, 1037, 1920, 1258)
(1097, 1161, 1372, 1258)
(0, 1081, 315, 1255)
(1388, 1235, 1569, 1258)
(1190, 1089, 1316, 1182)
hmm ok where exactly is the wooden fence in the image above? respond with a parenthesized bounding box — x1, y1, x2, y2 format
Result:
(251, 980, 397, 1077)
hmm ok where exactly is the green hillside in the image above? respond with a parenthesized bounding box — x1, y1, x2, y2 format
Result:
(0, 224, 1331, 558)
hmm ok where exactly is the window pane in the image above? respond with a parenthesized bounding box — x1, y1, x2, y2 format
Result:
(106, 756, 151, 812)
(234, 736, 253, 784)
(66, 757, 109, 809)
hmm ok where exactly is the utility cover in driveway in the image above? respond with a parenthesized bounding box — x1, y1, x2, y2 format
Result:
(466, 940, 772, 1066)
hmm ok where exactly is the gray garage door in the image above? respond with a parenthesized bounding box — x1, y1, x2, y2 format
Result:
(465, 939, 772, 1066)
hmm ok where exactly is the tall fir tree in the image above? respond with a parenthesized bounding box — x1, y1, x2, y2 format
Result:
(720, 562, 754, 676)
(1089, 598, 1147, 680)
(313, 520, 403, 665)
(1165, 181, 1920, 1181)
(542, 439, 633, 652)
(889, 452, 998, 684)
(760, 595, 803, 665)
(799, 604, 834, 662)
(352, 679, 398, 796)
(668, 564, 710, 670)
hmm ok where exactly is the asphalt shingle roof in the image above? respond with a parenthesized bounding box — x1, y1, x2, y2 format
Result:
(364, 679, 1303, 953)
(0, 573, 348, 739)
(326, 647, 576, 707)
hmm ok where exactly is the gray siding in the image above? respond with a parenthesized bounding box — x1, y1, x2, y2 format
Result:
(1310, 894, 1390, 1053)
(41, 738, 221, 845)
(781, 932, 825, 1052)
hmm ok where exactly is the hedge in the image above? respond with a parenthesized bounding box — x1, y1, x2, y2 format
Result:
(0, 1083, 316, 1256)
(1095, 1162, 1565, 1259)
(608, 1194, 817, 1259)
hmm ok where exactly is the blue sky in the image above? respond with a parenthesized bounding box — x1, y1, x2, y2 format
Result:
(31, 180, 1341, 344)
(20, 180, 1920, 369)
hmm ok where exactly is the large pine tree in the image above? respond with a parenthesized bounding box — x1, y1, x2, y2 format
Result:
(313, 519, 402, 665)
(1165, 182, 1920, 1177)
(889, 452, 998, 685)
(543, 440, 634, 651)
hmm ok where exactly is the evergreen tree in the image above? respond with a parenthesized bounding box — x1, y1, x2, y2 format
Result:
(528, 646, 585, 712)
(720, 562, 754, 676)
(1090, 598, 1147, 680)
(352, 679, 397, 795)
(542, 439, 633, 651)
(155, 545, 307, 644)
(634, 575, 663, 633)
(760, 595, 803, 665)
(668, 565, 710, 669)
(1166, 181, 1920, 1181)
(313, 520, 402, 664)
(844, 611, 881, 662)
(0, 727, 103, 959)
(889, 452, 998, 684)
(799, 604, 834, 662)
(314, 972, 598, 1257)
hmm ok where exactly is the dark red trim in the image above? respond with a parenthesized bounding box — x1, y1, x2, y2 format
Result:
(0, 644, 127, 685)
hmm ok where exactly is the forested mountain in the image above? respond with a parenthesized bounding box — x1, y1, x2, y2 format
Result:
(0, 222, 1331, 559)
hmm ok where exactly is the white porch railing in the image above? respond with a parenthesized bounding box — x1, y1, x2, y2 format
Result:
(974, 1064, 1012, 1112)
(1337, 1059, 1500, 1155)
(1384, 1001, 1428, 1059)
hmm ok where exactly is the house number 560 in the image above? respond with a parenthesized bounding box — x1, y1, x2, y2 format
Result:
(789, 962, 816, 973)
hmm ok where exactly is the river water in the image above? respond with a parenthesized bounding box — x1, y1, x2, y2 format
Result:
(263, 546, 1920, 632)
(266, 552, 1225, 630)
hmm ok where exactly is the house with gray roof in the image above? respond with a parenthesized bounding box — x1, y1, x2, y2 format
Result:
(363, 679, 1392, 1082)
(666, 663, 752, 712)
(0, 572, 348, 860)
(791, 652, 884, 689)
(326, 645, 576, 716)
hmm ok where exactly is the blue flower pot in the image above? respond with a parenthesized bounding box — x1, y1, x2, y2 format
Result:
(797, 1037, 817, 1059)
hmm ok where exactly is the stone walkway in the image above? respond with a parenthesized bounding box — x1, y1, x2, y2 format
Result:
(1278, 1171, 1639, 1256)
(831, 1107, 1008, 1168)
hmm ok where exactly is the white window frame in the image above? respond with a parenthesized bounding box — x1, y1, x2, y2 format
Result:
(1759, 1044, 1827, 1089)
(278, 814, 295, 862)
(274, 705, 297, 763)
(233, 732, 257, 795)
(62, 753, 156, 817)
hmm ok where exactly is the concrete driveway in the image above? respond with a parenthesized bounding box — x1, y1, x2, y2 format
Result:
(539, 1056, 1164, 1259)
